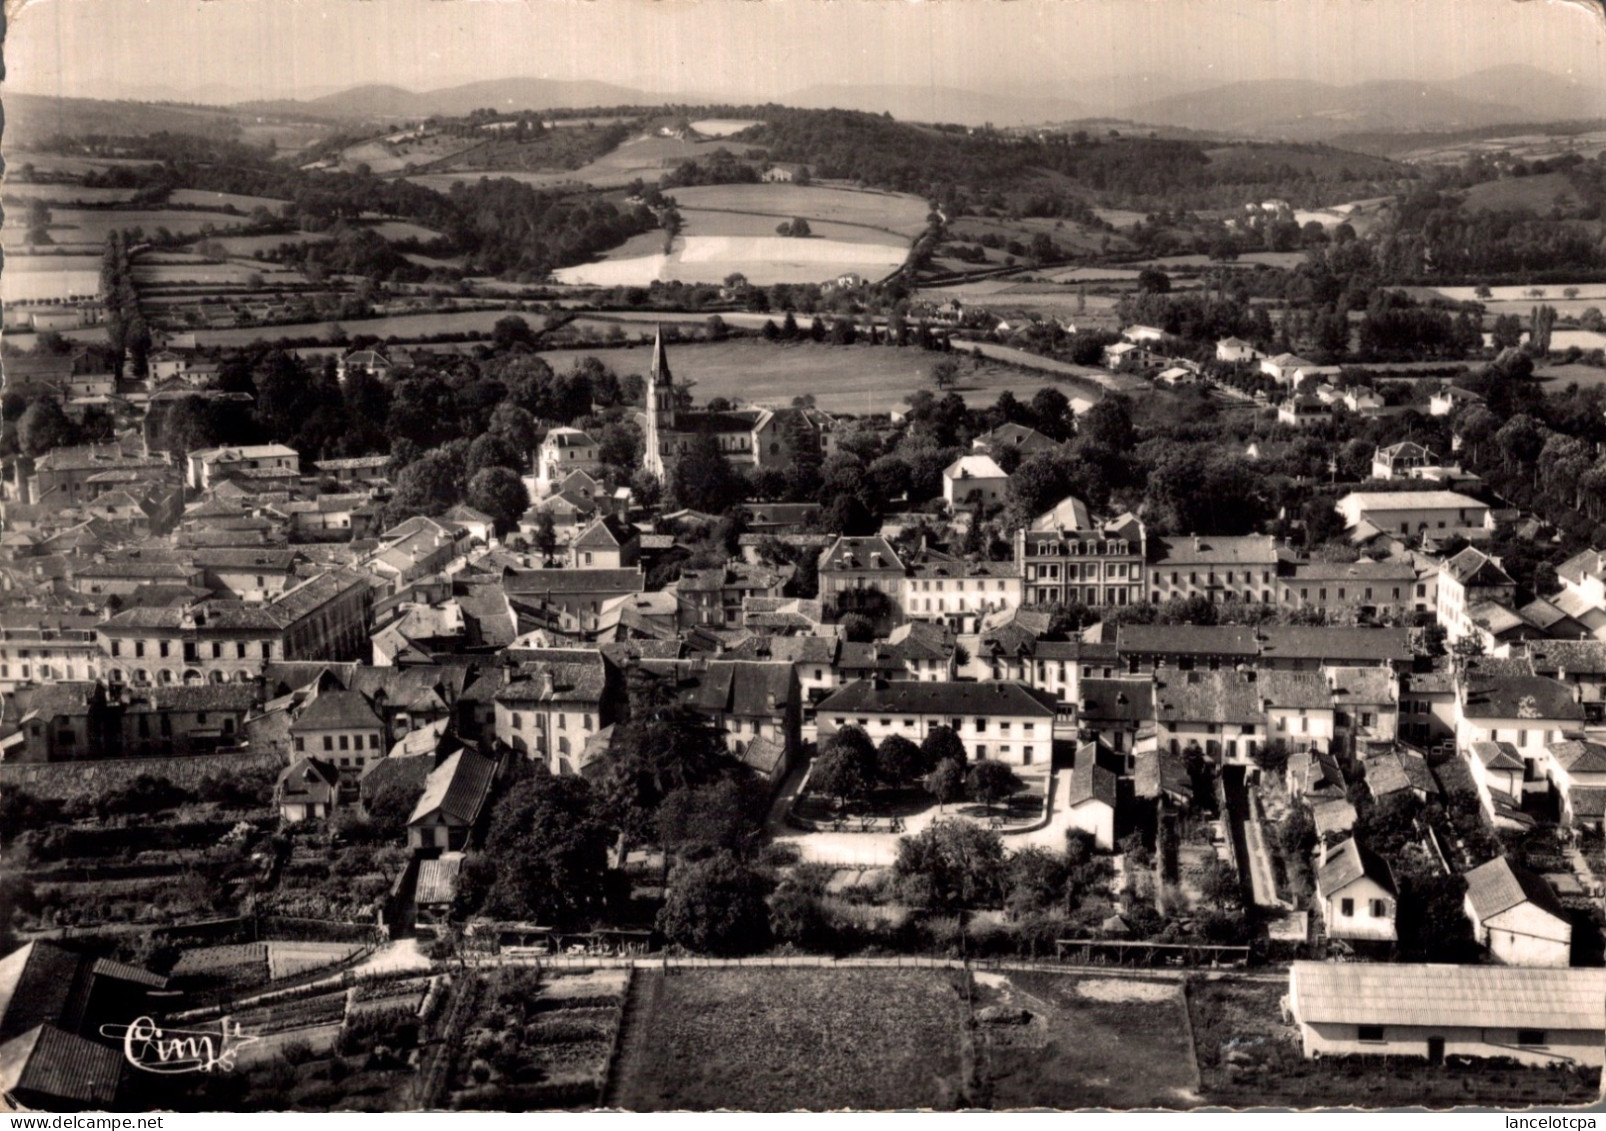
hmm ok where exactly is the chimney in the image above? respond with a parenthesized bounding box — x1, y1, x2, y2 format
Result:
(540, 670, 555, 698)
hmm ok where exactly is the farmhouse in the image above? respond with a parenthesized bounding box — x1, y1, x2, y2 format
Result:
(1286, 962, 1606, 1067)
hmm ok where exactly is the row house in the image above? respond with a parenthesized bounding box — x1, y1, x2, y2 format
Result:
(671, 561, 791, 628)
(900, 551, 1019, 634)
(493, 650, 619, 774)
(1551, 548, 1606, 640)
(1437, 547, 1517, 645)
(308, 455, 391, 487)
(26, 444, 171, 507)
(0, 612, 104, 691)
(1276, 558, 1417, 621)
(504, 567, 647, 638)
(96, 570, 371, 687)
(185, 444, 300, 492)
(1147, 535, 1281, 606)
(1016, 513, 1146, 609)
(639, 658, 802, 774)
(817, 678, 1058, 767)
(817, 536, 905, 616)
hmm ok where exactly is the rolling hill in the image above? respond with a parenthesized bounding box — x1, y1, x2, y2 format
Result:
(238, 79, 668, 121)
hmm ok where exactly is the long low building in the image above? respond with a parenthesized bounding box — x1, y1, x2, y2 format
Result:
(1287, 961, 1606, 1067)
(816, 678, 1058, 766)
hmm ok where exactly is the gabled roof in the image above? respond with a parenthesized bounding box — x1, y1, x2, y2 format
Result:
(1469, 740, 1524, 772)
(0, 1023, 123, 1107)
(1443, 546, 1515, 587)
(944, 454, 1007, 481)
(1555, 548, 1606, 587)
(1118, 624, 1258, 658)
(819, 535, 903, 573)
(416, 853, 463, 906)
(1316, 837, 1395, 897)
(409, 748, 498, 827)
(1134, 746, 1193, 804)
(291, 689, 383, 732)
(1461, 675, 1584, 722)
(1070, 742, 1119, 808)
(1154, 670, 1266, 726)
(1078, 678, 1154, 722)
(573, 514, 638, 551)
(818, 678, 1056, 718)
(0, 943, 82, 1043)
(1463, 856, 1568, 923)
(1549, 739, 1606, 775)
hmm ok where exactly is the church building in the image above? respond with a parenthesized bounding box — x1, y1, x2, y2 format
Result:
(641, 328, 822, 481)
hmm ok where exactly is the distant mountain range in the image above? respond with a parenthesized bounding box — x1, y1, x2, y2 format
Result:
(7, 64, 1603, 141)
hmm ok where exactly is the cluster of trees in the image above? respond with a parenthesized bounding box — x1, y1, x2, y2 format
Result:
(658, 149, 761, 189)
(101, 232, 149, 379)
(811, 725, 1022, 814)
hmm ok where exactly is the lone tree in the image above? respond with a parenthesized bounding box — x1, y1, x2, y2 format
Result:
(657, 851, 773, 956)
(967, 760, 1024, 814)
(930, 357, 960, 390)
(924, 757, 966, 812)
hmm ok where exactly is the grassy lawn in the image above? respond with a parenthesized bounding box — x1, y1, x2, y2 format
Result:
(1187, 976, 1602, 1109)
(538, 338, 1095, 416)
(609, 968, 969, 1111)
(974, 971, 1200, 1110)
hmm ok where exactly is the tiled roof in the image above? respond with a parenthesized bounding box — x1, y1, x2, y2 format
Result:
(409, 749, 498, 826)
(1464, 856, 1568, 923)
(1469, 740, 1524, 772)
(1154, 670, 1265, 725)
(503, 568, 644, 596)
(819, 535, 903, 572)
(1149, 534, 1279, 566)
(1070, 742, 1119, 807)
(1078, 678, 1154, 722)
(0, 1023, 123, 1107)
(291, 690, 382, 732)
(1549, 739, 1606, 775)
(1316, 837, 1394, 896)
(1461, 675, 1584, 721)
(818, 678, 1055, 717)
(1118, 624, 1258, 658)
(1528, 640, 1606, 677)
(415, 853, 463, 906)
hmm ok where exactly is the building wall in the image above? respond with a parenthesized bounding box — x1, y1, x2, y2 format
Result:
(1149, 563, 1276, 606)
(1068, 799, 1115, 850)
(1320, 875, 1396, 941)
(1298, 1021, 1603, 1068)
(294, 725, 383, 773)
(1472, 902, 1572, 968)
(817, 707, 1050, 766)
(495, 700, 602, 773)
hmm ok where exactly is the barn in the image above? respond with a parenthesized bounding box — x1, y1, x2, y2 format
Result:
(1287, 962, 1606, 1067)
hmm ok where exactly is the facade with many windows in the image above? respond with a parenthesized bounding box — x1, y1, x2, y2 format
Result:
(1147, 535, 1280, 605)
(1017, 515, 1146, 608)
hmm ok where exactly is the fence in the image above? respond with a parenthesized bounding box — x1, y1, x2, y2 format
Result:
(486, 952, 1253, 978)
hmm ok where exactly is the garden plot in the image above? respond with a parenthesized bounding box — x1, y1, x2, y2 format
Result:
(448, 967, 627, 1111)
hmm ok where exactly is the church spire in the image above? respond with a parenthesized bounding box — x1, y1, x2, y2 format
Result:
(650, 324, 671, 386)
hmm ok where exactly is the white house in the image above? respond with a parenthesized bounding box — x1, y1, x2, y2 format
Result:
(942, 454, 1008, 509)
(534, 427, 602, 496)
(1336, 490, 1491, 539)
(1260, 353, 1317, 385)
(1314, 837, 1396, 945)
(1462, 857, 1572, 968)
(1215, 337, 1261, 364)
(1547, 739, 1606, 830)
(815, 679, 1058, 767)
(1067, 740, 1119, 850)
(1287, 962, 1606, 1067)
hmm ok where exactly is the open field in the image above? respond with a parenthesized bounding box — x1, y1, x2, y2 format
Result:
(134, 258, 307, 286)
(973, 971, 1199, 1109)
(180, 308, 535, 347)
(667, 184, 931, 239)
(341, 134, 482, 175)
(2, 207, 251, 251)
(1, 183, 143, 204)
(1187, 977, 1601, 1109)
(7, 152, 162, 176)
(406, 133, 755, 193)
(1459, 172, 1580, 215)
(1, 255, 102, 303)
(167, 189, 289, 212)
(538, 338, 1097, 415)
(367, 220, 444, 242)
(1435, 282, 1606, 303)
(690, 119, 763, 137)
(1397, 129, 1606, 168)
(1537, 363, 1606, 390)
(609, 968, 968, 1111)
(555, 235, 907, 287)
(211, 231, 333, 254)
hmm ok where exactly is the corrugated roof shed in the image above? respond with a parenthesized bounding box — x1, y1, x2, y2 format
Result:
(1290, 962, 1606, 1031)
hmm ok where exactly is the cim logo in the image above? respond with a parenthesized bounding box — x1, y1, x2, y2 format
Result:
(100, 1016, 261, 1074)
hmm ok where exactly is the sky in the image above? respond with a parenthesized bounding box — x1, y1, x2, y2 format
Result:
(5, 0, 1606, 103)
